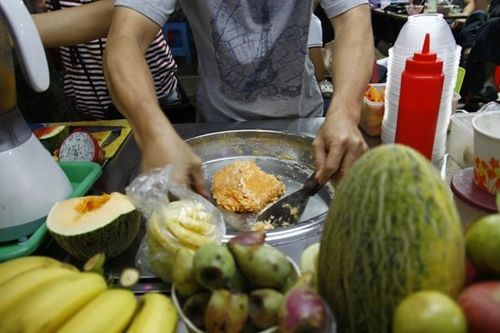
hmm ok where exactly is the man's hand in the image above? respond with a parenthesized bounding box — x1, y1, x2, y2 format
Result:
(314, 4, 373, 183)
(140, 132, 207, 197)
(313, 110, 368, 183)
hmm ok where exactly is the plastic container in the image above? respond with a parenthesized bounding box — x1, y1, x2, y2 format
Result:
(360, 83, 386, 137)
(448, 112, 475, 168)
(394, 14, 455, 51)
(395, 34, 445, 160)
(0, 161, 102, 261)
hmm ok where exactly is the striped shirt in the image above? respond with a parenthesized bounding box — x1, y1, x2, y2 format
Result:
(45, 0, 178, 119)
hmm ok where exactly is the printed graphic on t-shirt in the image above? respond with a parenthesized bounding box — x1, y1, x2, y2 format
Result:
(211, 0, 310, 102)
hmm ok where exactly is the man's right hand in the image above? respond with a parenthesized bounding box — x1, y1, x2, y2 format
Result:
(140, 130, 208, 197)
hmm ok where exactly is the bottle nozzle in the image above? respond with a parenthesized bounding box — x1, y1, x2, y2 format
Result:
(405, 32, 443, 73)
(422, 33, 430, 54)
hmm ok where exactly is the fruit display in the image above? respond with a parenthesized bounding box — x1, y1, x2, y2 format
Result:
(318, 144, 465, 333)
(393, 291, 467, 333)
(172, 231, 331, 333)
(0, 256, 178, 333)
(46, 192, 142, 260)
(145, 199, 222, 283)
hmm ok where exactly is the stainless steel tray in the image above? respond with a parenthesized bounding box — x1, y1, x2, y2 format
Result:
(186, 130, 335, 242)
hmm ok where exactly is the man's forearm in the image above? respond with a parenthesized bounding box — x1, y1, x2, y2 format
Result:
(328, 4, 374, 121)
(32, 0, 113, 48)
(103, 7, 177, 150)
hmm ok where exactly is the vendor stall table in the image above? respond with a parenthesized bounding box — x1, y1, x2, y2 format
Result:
(32, 118, 462, 332)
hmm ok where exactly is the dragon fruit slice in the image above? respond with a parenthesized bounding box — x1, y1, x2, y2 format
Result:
(58, 129, 103, 163)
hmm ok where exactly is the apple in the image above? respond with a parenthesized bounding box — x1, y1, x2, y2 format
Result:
(466, 214, 500, 276)
(458, 281, 500, 333)
(393, 290, 467, 333)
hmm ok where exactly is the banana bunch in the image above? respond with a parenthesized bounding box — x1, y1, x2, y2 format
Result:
(146, 199, 218, 283)
(0, 256, 178, 333)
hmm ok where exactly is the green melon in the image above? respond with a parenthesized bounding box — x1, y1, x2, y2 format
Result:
(318, 144, 465, 333)
(47, 192, 141, 261)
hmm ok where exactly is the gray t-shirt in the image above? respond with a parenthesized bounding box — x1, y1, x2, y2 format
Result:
(114, 0, 367, 121)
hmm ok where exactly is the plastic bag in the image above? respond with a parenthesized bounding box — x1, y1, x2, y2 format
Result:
(126, 166, 226, 283)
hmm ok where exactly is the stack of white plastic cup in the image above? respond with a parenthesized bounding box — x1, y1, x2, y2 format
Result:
(382, 14, 461, 162)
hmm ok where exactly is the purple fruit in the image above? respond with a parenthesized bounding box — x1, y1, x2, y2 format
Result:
(228, 231, 266, 247)
(278, 272, 329, 333)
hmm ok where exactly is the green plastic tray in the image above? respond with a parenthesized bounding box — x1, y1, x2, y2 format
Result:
(0, 162, 102, 261)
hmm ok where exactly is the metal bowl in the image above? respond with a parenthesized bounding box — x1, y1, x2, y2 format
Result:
(186, 130, 334, 255)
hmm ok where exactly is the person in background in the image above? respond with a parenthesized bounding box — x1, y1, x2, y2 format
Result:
(450, 0, 476, 31)
(308, 12, 327, 83)
(103, 0, 374, 195)
(458, 0, 500, 105)
(308, 5, 334, 115)
(31, 0, 195, 122)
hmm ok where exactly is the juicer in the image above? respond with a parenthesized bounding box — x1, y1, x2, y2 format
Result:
(0, 0, 72, 242)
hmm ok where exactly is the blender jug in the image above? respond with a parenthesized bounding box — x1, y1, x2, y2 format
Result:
(0, 0, 72, 242)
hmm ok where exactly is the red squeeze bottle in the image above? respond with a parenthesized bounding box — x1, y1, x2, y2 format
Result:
(395, 33, 444, 160)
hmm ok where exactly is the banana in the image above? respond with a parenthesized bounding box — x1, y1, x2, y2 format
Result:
(0, 256, 61, 285)
(0, 272, 107, 333)
(126, 292, 178, 333)
(57, 289, 137, 333)
(0, 264, 78, 317)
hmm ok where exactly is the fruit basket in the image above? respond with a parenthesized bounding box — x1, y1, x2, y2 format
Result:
(171, 255, 301, 333)
(0, 161, 102, 261)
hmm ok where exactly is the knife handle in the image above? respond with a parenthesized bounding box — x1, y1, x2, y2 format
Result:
(302, 170, 324, 196)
